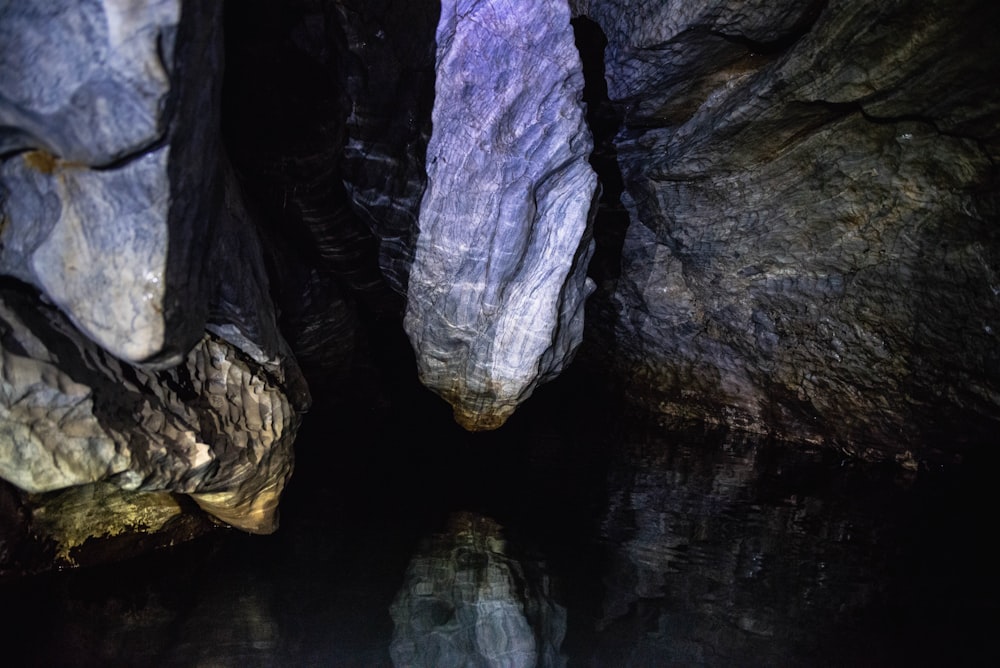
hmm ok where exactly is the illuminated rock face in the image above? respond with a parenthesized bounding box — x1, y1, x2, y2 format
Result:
(0, 0, 218, 366)
(405, 0, 598, 430)
(0, 291, 302, 534)
(573, 0, 1000, 456)
(0, 0, 307, 536)
(1, 0, 997, 570)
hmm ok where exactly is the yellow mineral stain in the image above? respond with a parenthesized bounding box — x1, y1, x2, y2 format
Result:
(22, 150, 59, 175)
(29, 484, 185, 565)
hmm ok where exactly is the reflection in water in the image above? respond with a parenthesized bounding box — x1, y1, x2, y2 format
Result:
(390, 512, 565, 668)
(590, 426, 905, 665)
(0, 386, 995, 666)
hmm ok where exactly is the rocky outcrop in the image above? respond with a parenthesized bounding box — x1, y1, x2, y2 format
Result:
(390, 512, 566, 668)
(0, 0, 228, 366)
(574, 0, 1000, 458)
(0, 0, 308, 548)
(405, 0, 598, 430)
(0, 288, 302, 534)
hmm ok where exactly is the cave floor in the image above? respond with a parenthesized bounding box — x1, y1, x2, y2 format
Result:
(1, 368, 996, 667)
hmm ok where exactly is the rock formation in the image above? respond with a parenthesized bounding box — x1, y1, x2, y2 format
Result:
(573, 0, 1000, 458)
(2, 0, 999, 575)
(0, 288, 300, 534)
(404, 0, 598, 430)
(0, 0, 309, 556)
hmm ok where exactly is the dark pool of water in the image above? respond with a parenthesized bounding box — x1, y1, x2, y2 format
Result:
(1, 371, 997, 666)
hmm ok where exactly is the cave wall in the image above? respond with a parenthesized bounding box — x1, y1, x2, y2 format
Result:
(573, 0, 1000, 460)
(1, 0, 998, 573)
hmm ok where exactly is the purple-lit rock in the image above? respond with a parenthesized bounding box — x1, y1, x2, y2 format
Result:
(0, 0, 222, 366)
(404, 0, 598, 430)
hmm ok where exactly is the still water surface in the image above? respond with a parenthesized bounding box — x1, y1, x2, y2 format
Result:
(2, 374, 996, 666)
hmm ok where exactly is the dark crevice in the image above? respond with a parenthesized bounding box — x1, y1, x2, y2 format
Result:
(0, 131, 170, 172)
(572, 16, 628, 287)
(87, 133, 171, 172)
(220, 0, 403, 397)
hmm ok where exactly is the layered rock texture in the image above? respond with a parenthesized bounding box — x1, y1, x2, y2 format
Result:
(2, 0, 999, 575)
(0, 0, 309, 562)
(0, 290, 299, 532)
(573, 0, 1000, 459)
(404, 0, 598, 430)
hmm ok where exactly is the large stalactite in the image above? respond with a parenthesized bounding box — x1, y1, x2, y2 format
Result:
(404, 0, 598, 430)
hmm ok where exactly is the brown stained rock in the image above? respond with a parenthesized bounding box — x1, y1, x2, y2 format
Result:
(0, 0, 308, 571)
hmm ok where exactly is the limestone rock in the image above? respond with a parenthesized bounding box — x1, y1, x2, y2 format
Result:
(405, 0, 598, 430)
(0, 0, 178, 165)
(11, 482, 212, 573)
(0, 0, 307, 546)
(222, 1, 411, 392)
(575, 0, 1000, 457)
(0, 288, 301, 534)
(0, 0, 223, 367)
(390, 512, 566, 668)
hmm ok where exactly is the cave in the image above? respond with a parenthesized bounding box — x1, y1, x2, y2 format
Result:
(1, 0, 998, 664)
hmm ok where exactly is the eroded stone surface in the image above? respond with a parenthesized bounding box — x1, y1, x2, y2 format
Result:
(0, 0, 223, 367)
(0, 0, 177, 164)
(405, 0, 598, 430)
(0, 289, 303, 534)
(220, 1, 407, 392)
(0, 149, 173, 363)
(575, 0, 1000, 457)
(0, 0, 307, 547)
(334, 0, 440, 294)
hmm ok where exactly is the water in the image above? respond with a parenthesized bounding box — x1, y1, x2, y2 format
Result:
(1, 369, 997, 666)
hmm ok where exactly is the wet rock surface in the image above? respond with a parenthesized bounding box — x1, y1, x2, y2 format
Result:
(405, 0, 598, 430)
(2, 379, 995, 665)
(573, 0, 1000, 458)
(0, 0, 229, 367)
